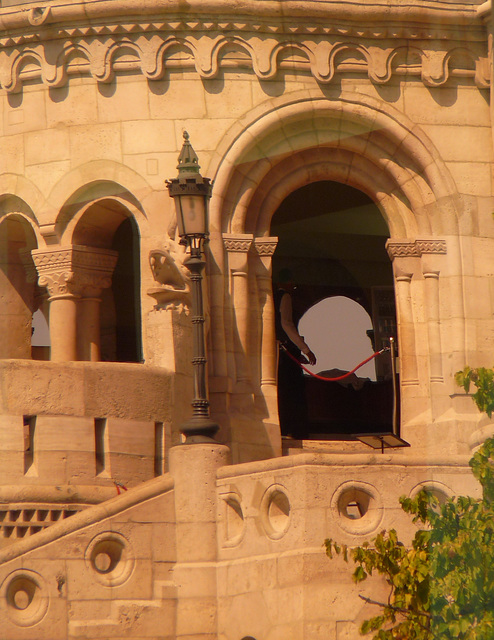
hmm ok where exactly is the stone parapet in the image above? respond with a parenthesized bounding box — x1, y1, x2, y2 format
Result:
(0, 359, 173, 421)
(0, 361, 176, 510)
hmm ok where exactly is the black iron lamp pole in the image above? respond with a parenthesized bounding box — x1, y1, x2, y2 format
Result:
(166, 131, 219, 443)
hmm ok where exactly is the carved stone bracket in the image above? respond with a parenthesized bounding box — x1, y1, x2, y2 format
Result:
(147, 247, 190, 311)
(32, 245, 118, 298)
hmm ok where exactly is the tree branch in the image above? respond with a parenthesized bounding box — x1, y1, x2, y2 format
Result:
(358, 595, 433, 619)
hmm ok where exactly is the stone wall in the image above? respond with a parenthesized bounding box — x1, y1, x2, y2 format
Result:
(0, 0, 493, 637)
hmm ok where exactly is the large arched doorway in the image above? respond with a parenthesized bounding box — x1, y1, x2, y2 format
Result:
(271, 180, 397, 439)
(211, 93, 462, 458)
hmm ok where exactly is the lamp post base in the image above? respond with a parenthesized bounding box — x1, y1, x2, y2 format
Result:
(181, 415, 220, 444)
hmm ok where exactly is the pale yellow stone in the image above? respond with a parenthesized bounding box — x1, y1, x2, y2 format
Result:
(0, 1, 492, 638)
(69, 123, 123, 167)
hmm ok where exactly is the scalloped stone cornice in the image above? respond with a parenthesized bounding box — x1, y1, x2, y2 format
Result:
(0, 0, 487, 91)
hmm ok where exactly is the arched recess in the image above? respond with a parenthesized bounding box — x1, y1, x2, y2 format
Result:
(31, 185, 145, 363)
(57, 178, 148, 244)
(272, 181, 395, 438)
(68, 196, 143, 363)
(208, 91, 463, 443)
(0, 205, 40, 359)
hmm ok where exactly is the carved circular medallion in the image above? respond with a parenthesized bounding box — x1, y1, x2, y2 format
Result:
(260, 485, 291, 540)
(1, 570, 49, 627)
(85, 532, 135, 586)
(331, 481, 383, 535)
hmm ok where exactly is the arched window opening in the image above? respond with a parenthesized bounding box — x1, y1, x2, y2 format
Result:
(71, 199, 142, 363)
(107, 216, 142, 363)
(271, 180, 397, 440)
(0, 215, 39, 359)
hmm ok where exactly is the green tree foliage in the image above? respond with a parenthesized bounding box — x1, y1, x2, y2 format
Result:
(325, 438, 494, 639)
(455, 366, 494, 419)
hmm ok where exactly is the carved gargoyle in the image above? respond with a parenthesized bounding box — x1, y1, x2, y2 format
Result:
(147, 247, 190, 310)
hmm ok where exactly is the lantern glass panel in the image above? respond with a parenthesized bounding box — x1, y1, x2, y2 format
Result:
(176, 194, 206, 237)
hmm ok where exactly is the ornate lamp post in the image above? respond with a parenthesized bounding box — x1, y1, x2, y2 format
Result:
(166, 131, 219, 443)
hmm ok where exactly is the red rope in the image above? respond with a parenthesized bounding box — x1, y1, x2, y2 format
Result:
(281, 346, 389, 381)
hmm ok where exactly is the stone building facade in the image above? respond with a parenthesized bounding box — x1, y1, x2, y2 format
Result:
(0, 0, 493, 638)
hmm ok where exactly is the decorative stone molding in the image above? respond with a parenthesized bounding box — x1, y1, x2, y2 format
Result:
(415, 239, 447, 255)
(32, 246, 118, 298)
(386, 242, 420, 259)
(0, 6, 487, 92)
(386, 239, 447, 260)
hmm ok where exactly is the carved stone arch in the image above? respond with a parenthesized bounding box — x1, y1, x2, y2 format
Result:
(0, 196, 42, 245)
(209, 90, 460, 238)
(31, 180, 148, 364)
(212, 37, 255, 73)
(61, 192, 145, 249)
(97, 40, 144, 83)
(47, 160, 152, 242)
(330, 42, 369, 75)
(249, 149, 412, 239)
(206, 90, 462, 448)
(3, 49, 44, 92)
(0, 175, 48, 238)
(62, 192, 143, 363)
(275, 41, 314, 71)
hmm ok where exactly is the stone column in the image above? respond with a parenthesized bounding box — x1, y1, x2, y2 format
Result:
(254, 237, 279, 390)
(32, 246, 117, 362)
(223, 234, 253, 387)
(36, 270, 80, 362)
(387, 241, 420, 386)
(422, 270, 442, 382)
(78, 293, 103, 361)
(254, 237, 281, 457)
(418, 240, 447, 384)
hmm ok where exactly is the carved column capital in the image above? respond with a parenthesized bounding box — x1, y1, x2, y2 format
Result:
(254, 237, 278, 257)
(32, 245, 118, 298)
(386, 240, 420, 260)
(223, 233, 254, 254)
(223, 233, 254, 272)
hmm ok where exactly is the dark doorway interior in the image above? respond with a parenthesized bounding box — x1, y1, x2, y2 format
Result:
(271, 180, 397, 440)
(100, 215, 142, 363)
